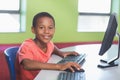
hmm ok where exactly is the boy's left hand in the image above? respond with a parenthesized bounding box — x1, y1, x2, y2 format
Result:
(61, 51, 79, 58)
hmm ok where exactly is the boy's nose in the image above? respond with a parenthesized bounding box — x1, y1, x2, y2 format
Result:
(44, 29, 49, 33)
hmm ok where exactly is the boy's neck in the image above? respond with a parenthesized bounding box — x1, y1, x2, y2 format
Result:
(33, 38, 47, 51)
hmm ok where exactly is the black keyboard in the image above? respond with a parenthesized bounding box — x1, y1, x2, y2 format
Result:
(57, 72, 86, 80)
(58, 53, 86, 64)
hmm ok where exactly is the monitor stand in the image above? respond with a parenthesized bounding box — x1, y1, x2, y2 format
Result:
(98, 32, 120, 68)
(97, 59, 118, 68)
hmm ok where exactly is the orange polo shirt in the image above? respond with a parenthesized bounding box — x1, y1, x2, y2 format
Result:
(15, 39, 54, 80)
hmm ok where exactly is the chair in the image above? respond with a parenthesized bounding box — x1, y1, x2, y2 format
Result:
(4, 46, 19, 80)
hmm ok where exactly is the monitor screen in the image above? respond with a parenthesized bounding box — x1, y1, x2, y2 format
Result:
(99, 13, 118, 56)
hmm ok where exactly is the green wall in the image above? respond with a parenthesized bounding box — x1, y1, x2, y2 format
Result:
(0, 0, 119, 44)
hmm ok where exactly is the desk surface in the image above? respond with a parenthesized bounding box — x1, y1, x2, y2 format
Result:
(34, 44, 120, 80)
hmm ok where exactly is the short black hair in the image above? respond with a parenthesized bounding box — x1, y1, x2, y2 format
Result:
(32, 12, 55, 27)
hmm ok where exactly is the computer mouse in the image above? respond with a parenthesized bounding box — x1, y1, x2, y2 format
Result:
(64, 68, 85, 72)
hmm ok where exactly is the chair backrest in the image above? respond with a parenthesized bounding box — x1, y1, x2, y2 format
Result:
(4, 46, 19, 80)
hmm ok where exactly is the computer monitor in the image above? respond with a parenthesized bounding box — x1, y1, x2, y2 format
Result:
(97, 13, 120, 68)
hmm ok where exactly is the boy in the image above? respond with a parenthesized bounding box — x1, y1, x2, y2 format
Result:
(15, 12, 81, 80)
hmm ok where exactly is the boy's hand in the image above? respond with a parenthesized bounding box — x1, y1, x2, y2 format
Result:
(61, 51, 79, 58)
(59, 62, 81, 72)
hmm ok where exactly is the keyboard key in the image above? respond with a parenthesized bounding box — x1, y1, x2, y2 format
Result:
(58, 72, 86, 80)
(57, 53, 86, 64)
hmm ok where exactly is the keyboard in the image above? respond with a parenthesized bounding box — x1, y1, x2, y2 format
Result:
(57, 72, 85, 80)
(57, 53, 86, 64)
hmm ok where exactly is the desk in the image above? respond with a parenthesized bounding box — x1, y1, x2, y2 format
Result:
(34, 44, 120, 80)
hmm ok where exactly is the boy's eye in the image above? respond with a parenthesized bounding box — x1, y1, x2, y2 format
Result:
(49, 26, 54, 29)
(39, 26, 44, 29)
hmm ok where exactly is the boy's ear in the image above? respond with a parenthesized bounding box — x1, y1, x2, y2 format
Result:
(31, 27, 35, 34)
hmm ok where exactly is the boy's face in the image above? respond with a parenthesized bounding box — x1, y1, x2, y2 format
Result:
(32, 17, 55, 44)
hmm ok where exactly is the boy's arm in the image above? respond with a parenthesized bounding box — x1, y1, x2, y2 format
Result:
(52, 45, 64, 58)
(53, 45, 79, 58)
(21, 59, 61, 70)
(21, 59, 81, 72)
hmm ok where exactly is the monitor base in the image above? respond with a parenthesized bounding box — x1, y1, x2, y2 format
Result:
(97, 59, 118, 68)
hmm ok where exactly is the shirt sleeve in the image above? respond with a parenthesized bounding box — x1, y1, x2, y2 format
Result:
(18, 45, 33, 64)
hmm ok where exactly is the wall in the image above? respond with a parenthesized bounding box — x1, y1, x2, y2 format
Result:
(0, 0, 119, 44)
(112, 0, 120, 31)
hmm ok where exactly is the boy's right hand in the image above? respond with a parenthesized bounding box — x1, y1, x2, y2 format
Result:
(59, 62, 81, 72)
